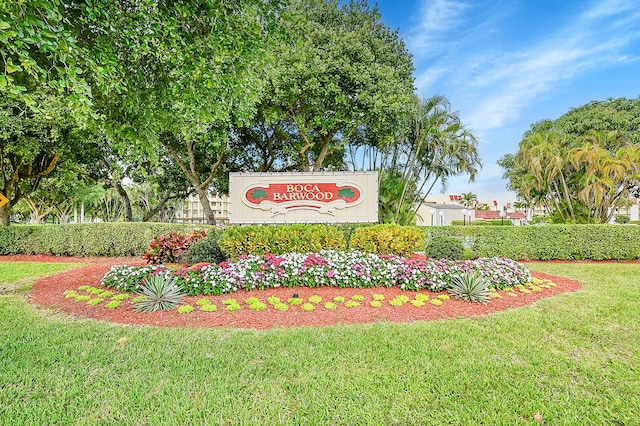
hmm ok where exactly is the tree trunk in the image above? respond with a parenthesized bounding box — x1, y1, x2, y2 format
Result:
(0, 204, 9, 226)
(193, 186, 216, 225)
(25, 198, 52, 224)
(56, 206, 73, 224)
(113, 181, 133, 222)
(160, 136, 225, 226)
(142, 191, 172, 222)
(559, 173, 576, 223)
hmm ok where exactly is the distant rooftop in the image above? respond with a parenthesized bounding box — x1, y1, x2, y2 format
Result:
(474, 210, 526, 220)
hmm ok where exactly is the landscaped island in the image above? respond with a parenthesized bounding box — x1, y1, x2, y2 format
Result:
(98, 251, 534, 311)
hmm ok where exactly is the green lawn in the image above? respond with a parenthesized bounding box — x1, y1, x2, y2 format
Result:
(0, 262, 81, 285)
(0, 262, 638, 425)
(0, 262, 82, 295)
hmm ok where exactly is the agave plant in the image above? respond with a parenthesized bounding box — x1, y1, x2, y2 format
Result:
(135, 274, 185, 312)
(448, 272, 490, 304)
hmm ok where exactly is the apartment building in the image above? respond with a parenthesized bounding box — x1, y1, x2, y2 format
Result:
(176, 192, 230, 225)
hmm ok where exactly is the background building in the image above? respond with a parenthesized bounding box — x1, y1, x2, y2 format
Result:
(415, 203, 472, 226)
(176, 192, 230, 225)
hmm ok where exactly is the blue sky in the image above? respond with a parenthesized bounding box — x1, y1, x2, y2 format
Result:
(370, 0, 640, 206)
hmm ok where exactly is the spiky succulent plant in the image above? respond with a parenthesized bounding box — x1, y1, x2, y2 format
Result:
(135, 274, 185, 312)
(448, 272, 490, 304)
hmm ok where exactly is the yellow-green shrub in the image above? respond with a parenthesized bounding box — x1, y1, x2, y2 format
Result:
(270, 225, 344, 254)
(217, 225, 273, 258)
(219, 224, 345, 258)
(349, 224, 425, 256)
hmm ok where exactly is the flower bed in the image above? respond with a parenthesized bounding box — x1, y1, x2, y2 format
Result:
(101, 250, 531, 296)
(55, 274, 566, 330)
(18, 255, 582, 329)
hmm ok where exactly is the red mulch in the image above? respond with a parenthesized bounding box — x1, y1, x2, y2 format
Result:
(4, 254, 584, 330)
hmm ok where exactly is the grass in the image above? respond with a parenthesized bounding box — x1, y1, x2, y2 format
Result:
(0, 262, 81, 285)
(0, 261, 82, 294)
(0, 262, 638, 425)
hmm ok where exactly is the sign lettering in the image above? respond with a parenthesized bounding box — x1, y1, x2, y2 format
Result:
(243, 182, 362, 216)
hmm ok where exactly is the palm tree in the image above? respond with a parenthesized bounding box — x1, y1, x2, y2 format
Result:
(513, 200, 528, 212)
(570, 130, 640, 222)
(460, 192, 478, 208)
(374, 95, 481, 225)
(517, 131, 576, 222)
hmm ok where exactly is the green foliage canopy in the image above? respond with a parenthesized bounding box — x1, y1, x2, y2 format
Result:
(75, 0, 288, 225)
(499, 97, 640, 223)
(254, 0, 415, 171)
(0, 93, 78, 225)
(0, 0, 91, 112)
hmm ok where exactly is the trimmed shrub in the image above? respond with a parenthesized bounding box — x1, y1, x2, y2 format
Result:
(218, 224, 345, 258)
(349, 224, 424, 256)
(425, 236, 464, 260)
(470, 219, 514, 226)
(615, 215, 630, 224)
(338, 223, 367, 249)
(422, 224, 640, 260)
(179, 231, 227, 264)
(270, 224, 344, 254)
(0, 227, 15, 255)
(218, 225, 272, 258)
(3, 221, 640, 261)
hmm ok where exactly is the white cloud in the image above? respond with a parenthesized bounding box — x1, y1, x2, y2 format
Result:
(406, 0, 640, 203)
(409, 0, 640, 132)
(413, 66, 449, 96)
(414, 0, 470, 35)
(406, 0, 472, 58)
(582, 0, 638, 20)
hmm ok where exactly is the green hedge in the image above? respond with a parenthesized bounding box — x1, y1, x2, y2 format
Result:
(1, 222, 639, 260)
(0, 223, 214, 257)
(423, 224, 640, 260)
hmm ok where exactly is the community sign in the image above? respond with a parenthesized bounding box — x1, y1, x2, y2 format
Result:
(229, 172, 378, 224)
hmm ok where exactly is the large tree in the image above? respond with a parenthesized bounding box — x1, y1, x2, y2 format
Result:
(19, 168, 97, 224)
(499, 97, 640, 223)
(0, 94, 76, 225)
(73, 0, 287, 225)
(65, 128, 137, 221)
(128, 155, 192, 222)
(250, 0, 415, 172)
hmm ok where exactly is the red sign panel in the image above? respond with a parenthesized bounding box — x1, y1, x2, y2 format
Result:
(243, 182, 362, 215)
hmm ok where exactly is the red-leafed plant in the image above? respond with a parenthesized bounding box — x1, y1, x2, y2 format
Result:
(143, 230, 206, 264)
